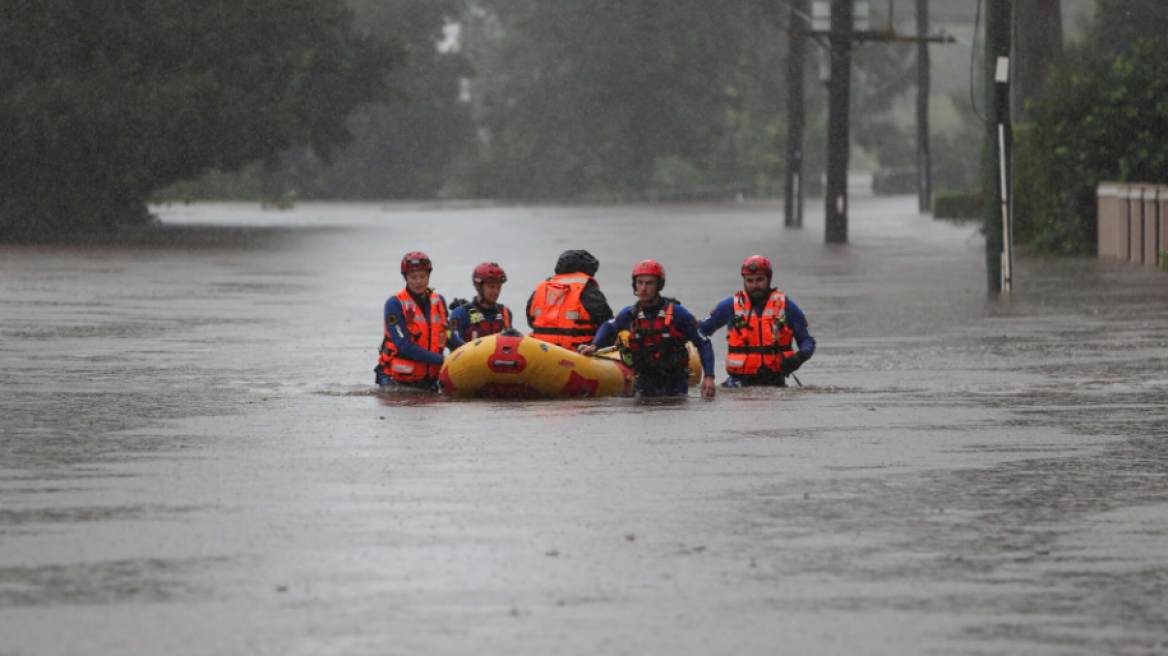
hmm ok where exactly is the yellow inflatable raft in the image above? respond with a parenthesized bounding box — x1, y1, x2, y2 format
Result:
(439, 332, 703, 398)
(439, 333, 634, 398)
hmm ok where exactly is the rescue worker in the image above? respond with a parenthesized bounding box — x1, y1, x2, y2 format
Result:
(526, 249, 613, 349)
(699, 255, 816, 387)
(579, 260, 716, 399)
(448, 262, 515, 342)
(374, 251, 465, 390)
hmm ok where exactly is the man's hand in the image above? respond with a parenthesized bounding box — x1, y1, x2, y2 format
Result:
(779, 350, 809, 374)
(700, 375, 716, 399)
(577, 344, 598, 355)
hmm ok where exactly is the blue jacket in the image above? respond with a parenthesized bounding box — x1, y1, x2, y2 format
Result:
(382, 293, 465, 366)
(699, 294, 816, 357)
(448, 300, 514, 342)
(592, 300, 716, 379)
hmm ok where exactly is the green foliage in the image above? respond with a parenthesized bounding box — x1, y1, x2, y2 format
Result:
(460, 0, 789, 198)
(159, 0, 474, 202)
(261, 190, 299, 211)
(0, 0, 400, 241)
(650, 156, 705, 193)
(1089, 0, 1168, 50)
(1025, 37, 1168, 254)
(931, 93, 984, 194)
(852, 44, 918, 171)
(1009, 125, 1042, 245)
(933, 190, 983, 220)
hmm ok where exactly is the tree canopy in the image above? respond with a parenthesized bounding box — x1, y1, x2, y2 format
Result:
(459, 0, 789, 199)
(0, 0, 400, 240)
(1019, 0, 1168, 254)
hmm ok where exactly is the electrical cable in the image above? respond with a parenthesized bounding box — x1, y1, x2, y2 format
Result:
(969, 0, 987, 124)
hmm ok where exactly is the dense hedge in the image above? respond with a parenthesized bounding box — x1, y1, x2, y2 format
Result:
(933, 190, 983, 220)
(1023, 37, 1168, 254)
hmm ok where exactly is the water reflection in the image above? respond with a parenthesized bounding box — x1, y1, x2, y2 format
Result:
(2, 201, 1167, 653)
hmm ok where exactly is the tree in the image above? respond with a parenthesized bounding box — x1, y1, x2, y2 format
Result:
(320, 0, 474, 199)
(1026, 37, 1168, 254)
(1013, 1, 1168, 254)
(460, 0, 788, 199)
(1013, 0, 1062, 122)
(158, 0, 474, 202)
(1089, 0, 1168, 51)
(0, 0, 400, 241)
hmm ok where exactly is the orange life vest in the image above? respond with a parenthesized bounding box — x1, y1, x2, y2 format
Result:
(378, 288, 448, 382)
(725, 290, 795, 376)
(529, 273, 599, 349)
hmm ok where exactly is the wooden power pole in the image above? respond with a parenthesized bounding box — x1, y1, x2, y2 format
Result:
(824, 0, 853, 244)
(785, 0, 807, 228)
(983, 0, 1012, 293)
(791, 0, 953, 244)
(916, 0, 932, 213)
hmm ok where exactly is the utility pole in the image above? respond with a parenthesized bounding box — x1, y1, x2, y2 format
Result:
(824, 0, 853, 244)
(784, 0, 807, 228)
(916, 0, 932, 213)
(983, 0, 1012, 293)
(790, 0, 952, 244)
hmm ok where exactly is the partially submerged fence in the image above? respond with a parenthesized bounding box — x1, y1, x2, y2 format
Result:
(1097, 182, 1167, 269)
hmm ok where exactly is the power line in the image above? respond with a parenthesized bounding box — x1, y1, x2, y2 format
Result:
(969, 0, 986, 124)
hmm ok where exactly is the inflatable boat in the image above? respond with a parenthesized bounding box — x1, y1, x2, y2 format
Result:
(438, 332, 701, 399)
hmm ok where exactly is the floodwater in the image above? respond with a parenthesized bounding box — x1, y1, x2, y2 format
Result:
(2, 198, 1167, 655)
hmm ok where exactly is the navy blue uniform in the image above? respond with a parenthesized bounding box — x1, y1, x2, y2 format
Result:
(592, 301, 715, 396)
(700, 295, 815, 387)
(375, 293, 465, 388)
(448, 300, 514, 342)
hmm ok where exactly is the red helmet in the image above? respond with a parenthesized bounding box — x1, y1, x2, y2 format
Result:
(741, 255, 772, 279)
(401, 251, 432, 275)
(472, 262, 507, 286)
(631, 259, 666, 291)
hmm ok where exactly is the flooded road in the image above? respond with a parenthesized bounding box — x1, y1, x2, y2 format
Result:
(2, 198, 1167, 655)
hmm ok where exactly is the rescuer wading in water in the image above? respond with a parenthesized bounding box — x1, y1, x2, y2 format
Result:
(700, 255, 815, 387)
(579, 260, 716, 399)
(375, 252, 464, 390)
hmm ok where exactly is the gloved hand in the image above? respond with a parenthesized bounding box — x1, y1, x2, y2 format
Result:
(779, 350, 809, 374)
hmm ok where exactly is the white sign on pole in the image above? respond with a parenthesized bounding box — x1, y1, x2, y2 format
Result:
(811, 1, 870, 32)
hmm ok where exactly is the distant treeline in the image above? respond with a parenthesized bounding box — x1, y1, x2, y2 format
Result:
(0, 0, 976, 240)
(7, 0, 1164, 250)
(157, 0, 949, 204)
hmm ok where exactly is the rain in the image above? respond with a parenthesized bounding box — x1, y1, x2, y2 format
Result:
(2, 1, 1167, 654)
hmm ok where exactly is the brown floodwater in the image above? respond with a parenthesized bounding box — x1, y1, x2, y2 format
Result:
(1, 198, 1167, 655)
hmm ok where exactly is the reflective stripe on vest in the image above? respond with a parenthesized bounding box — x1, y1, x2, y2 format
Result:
(466, 303, 509, 340)
(725, 290, 794, 376)
(378, 288, 448, 383)
(529, 273, 599, 348)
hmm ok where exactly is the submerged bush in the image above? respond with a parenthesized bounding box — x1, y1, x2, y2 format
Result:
(933, 190, 982, 220)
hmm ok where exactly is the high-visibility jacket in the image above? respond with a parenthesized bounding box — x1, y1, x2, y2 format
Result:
(626, 300, 690, 377)
(529, 273, 600, 349)
(465, 303, 511, 340)
(725, 290, 795, 376)
(378, 288, 448, 382)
